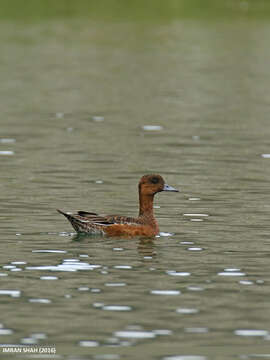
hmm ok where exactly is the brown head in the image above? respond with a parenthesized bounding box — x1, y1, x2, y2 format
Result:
(138, 174, 179, 196)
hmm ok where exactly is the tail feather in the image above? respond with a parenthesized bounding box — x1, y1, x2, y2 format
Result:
(57, 209, 104, 234)
(57, 209, 83, 232)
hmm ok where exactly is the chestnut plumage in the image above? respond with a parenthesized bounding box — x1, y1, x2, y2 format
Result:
(57, 174, 179, 237)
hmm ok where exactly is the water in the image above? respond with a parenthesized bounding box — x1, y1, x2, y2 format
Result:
(1, 1, 270, 359)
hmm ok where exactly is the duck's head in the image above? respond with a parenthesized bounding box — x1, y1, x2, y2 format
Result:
(139, 174, 179, 196)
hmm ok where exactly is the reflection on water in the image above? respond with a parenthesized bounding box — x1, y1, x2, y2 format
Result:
(1, 2, 270, 359)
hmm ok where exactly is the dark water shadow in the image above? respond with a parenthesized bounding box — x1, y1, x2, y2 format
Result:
(71, 233, 157, 256)
(137, 238, 157, 257)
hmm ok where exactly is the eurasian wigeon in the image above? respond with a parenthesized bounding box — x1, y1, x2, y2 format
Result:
(57, 174, 178, 237)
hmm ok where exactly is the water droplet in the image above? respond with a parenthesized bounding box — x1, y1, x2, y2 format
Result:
(78, 287, 89, 291)
(114, 265, 132, 270)
(11, 262, 26, 265)
(188, 197, 200, 201)
(113, 248, 124, 251)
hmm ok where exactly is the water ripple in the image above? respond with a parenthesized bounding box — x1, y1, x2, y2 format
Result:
(114, 331, 156, 339)
(0, 329, 13, 335)
(105, 283, 126, 287)
(0, 138, 16, 143)
(102, 305, 132, 311)
(29, 299, 51, 304)
(218, 272, 246, 276)
(142, 125, 163, 131)
(114, 265, 132, 270)
(40, 276, 58, 280)
(0, 290, 21, 298)
(32, 250, 67, 254)
(0, 151, 14, 155)
(153, 329, 172, 335)
(26, 260, 101, 272)
(79, 340, 99, 347)
(176, 308, 199, 314)
(163, 356, 207, 360)
(185, 327, 208, 333)
(151, 290, 181, 296)
(234, 329, 269, 337)
(166, 271, 191, 277)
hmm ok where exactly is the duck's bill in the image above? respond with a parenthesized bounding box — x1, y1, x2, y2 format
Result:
(163, 184, 179, 192)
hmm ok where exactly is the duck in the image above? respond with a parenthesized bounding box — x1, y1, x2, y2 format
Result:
(57, 174, 178, 237)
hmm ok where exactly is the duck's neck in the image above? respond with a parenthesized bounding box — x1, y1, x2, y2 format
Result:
(139, 193, 155, 217)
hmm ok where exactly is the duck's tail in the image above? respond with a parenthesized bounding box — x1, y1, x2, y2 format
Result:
(57, 209, 84, 233)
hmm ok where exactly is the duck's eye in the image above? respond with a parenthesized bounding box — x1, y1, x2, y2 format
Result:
(150, 177, 159, 184)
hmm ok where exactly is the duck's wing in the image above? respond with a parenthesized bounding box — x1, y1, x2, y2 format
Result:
(76, 210, 139, 225)
(57, 209, 140, 233)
